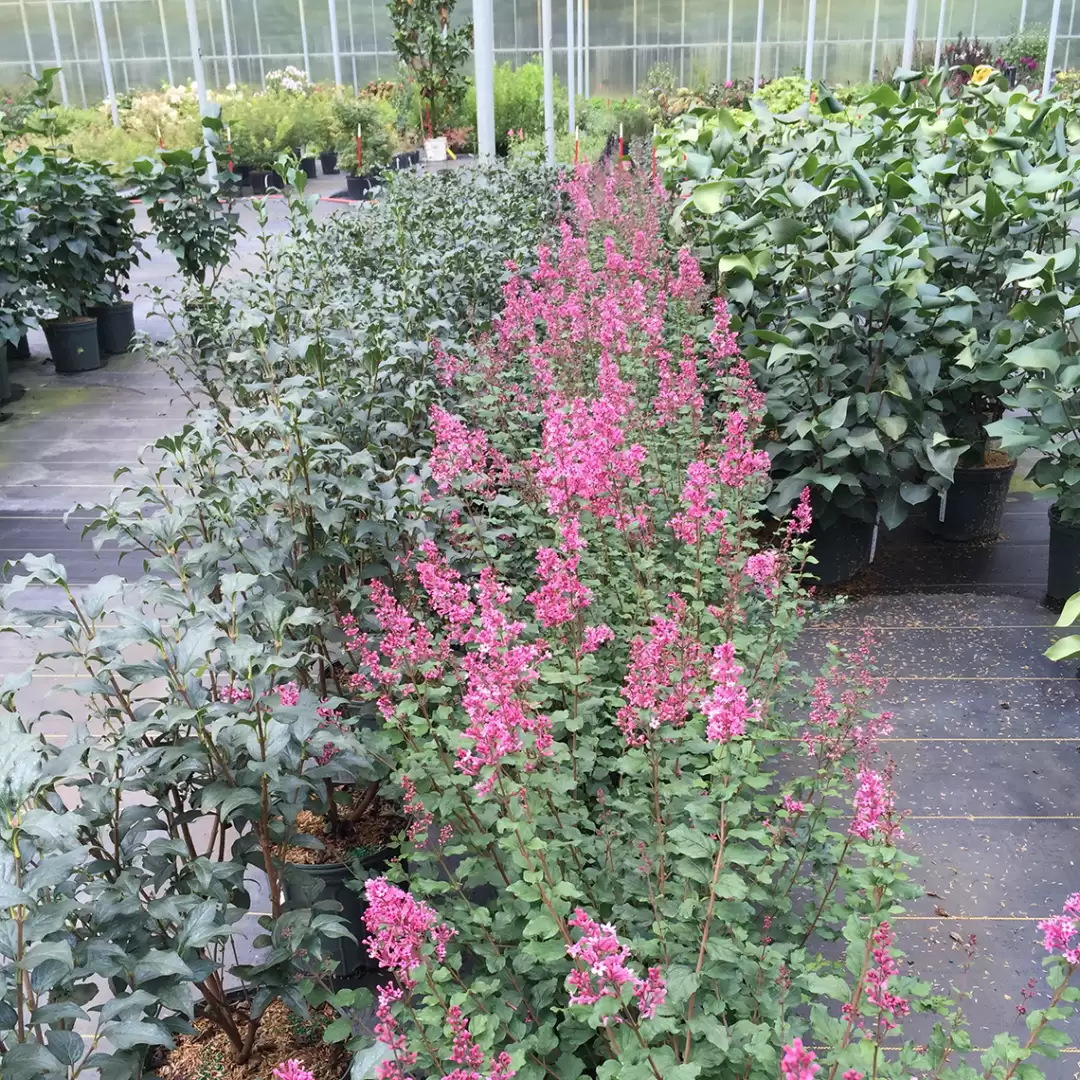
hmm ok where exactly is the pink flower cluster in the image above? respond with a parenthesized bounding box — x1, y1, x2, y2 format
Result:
(617, 599, 706, 746)
(526, 547, 593, 628)
(702, 641, 760, 744)
(862, 921, 910, 1027)
(850, 769, 896, 841)
(670, 458, 727, 544)
(565, 909, 666, 1021)
(1038, 893, 1080, 964)
(401, 775, 434, 844)
(374, 983, 418, 1080)
(780, 1038, 818, 1080)
(440, 1005, 516, 1080)
(363, 877, 456, 988)
(744, 549, 781, 598)
(272, 1062, 314, 1080)
(430, 406, 496, 492)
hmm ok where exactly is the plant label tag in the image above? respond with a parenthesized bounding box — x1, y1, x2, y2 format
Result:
(938, 489, 948, 523)
(869, 522, 879, 564)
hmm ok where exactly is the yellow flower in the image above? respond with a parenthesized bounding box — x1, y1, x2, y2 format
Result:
(970, 65, 996, 87)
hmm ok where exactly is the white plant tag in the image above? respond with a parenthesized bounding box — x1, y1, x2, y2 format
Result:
(938, 489, 948, 523)
(869, 522, 879, 564)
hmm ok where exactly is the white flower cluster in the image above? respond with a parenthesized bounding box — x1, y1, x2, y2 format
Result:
(265, 65, 313, 95)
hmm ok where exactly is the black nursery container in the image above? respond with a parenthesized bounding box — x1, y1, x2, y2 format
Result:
(320, 150, 339, 175)
(927, 460, 1016, 543)
(1048, 504, 1080, 604)
(90, 301, 135, 355)
(44, 318, 101, 373)
(807, 515, 876, 585)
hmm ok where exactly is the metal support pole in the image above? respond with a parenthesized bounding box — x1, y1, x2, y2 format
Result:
(184, 0, 209, 115)
(542, 0, 555, 163)
(775, 0, 784, 78)
(583, 0, 589, 97)
(19, 0, 37, 77)
(679, 0, 685, 85)
(753, 0, 764, 86)
(970, 0, 977, 39)
(252, 0, 266, 85)
(112, 5, 130, 91)
(371, 0, 381, 75)
(804, 0, 816, 84)
(1065, 0, 1077, 70)
(566, 0, 575, 132)
(576, 0, 583, 95)
(822, 0, 832, 80)
(933, 0, 946, 68)
(205, 7, 220, 88)
(45, 1, 69, 104)
(901, 0, 918, 69)
(328, 0, 343, 87)
(632, 0, 637, 93)
(67, 4, 88, 105)
(868, 0, 880, 80)
(159, 0, 175, 85)
(474, 0, 496, 158)
(1045, 0, 1063, 95)
(1020, 0, 1028, 31)
(219, 0, 235, 84)
(298, 0, 311, 74)
(726, 0, 734, 82)
(90, 0, 119, 126)
(347, 0, 358, 90)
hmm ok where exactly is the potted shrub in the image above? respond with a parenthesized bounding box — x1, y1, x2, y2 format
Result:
(15, 147, 110, 373)
(228, 94, 294, 192)
(331, 97, 393, 199)
(2, 557, 368, 1079)
(0, 164, 43, 402)
(89, 171, 143, 355)
(987, 328, 1080, 603)
(387, 0, 472, 158)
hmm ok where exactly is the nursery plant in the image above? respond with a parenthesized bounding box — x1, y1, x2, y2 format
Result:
(388, 0, 472, 140)
(658, 73, 1080, 556)
(334, 163, 1080, 1080)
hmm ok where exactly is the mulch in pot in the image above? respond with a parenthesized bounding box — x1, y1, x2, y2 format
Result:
(158, 998, 346, 1080)
(283, 793, 401, 865)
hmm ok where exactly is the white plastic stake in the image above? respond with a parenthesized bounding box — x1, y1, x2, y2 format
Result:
(869, 521, 880, 563)
(938, 489, 948, 523)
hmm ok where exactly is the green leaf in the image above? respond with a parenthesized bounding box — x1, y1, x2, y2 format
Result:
(690, 1013, 731, 1051)
(1055, 592, 1080, 628)
(1005, 344, 1061, 374)
(105, 1019, 174, 1051)
(323, 1017, 354, 1043)
(1046, 635, 1080, 661)
(818, 396, 850, 429)
(690, 180, 729, 216)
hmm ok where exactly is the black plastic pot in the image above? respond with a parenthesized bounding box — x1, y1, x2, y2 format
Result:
(249, 168, 284, 195)
(299, 156, 317, 179)
(1047, 503, 1080, 604)
(320, 150, 339, 175)
(392, 151, 412, 170)
(346, 172, 376, 199)
(44, 317, 101, 373)
(284, 846, 395, 977)
(11, 335, 29, 360)
(926, 460, 1016, 542)
(409, 149, 420, 165)
(89, 300, 135, 355)
(807, 515, 876, 586)
(237, 163, 253, 186)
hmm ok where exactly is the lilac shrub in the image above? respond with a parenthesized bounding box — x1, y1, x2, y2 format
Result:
(339, 166, 1080, 1080)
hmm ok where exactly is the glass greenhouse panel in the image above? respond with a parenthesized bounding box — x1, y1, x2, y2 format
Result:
(0, 0, 1076, 103)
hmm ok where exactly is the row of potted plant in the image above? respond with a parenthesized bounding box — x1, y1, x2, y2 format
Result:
(1, 71, 142, 377)
(8, 158, 1080, 1080)
(660, 68, 1080, 597)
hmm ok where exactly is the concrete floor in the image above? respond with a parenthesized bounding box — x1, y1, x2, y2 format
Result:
(3, 173, 1080, 1071)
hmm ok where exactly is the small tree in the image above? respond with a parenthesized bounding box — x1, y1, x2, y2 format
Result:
(388, 0, 472, 140)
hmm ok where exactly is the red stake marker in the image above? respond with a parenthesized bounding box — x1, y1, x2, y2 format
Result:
(356, 123, 362, 172)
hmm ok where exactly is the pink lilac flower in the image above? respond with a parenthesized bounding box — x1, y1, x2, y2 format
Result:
(1038, 912, 1079, 962)
(670, 459, 727, 544)
(526, 547, 593, 627)
(788, 486, 813, 537)
(565, 909, 666, 1020)
(401, 776, 434, 844)
(579, 623, 614, 657)
(702, 641, 761, 743)
(374, 983, 418, 1080)
(416, 542, 476, 627)
(782, 794, 804, 814)
(851, 769, 893, 840)
(617, 599, 707, 745)
(362, 878, 456, 988)
(276, 681, 300, 707)
(744, 550, 781, 598)
(781, 1039, 819, 1080)
(843, 1072, 864, 1080)
(273, 1062, 314, 1080)
(431, 339, 467, 387)
(862, 921, 910, 1027)
(654, 335, 703, 426)
(218, 684, 252, 703)
(670, 246, 706, 303)
(430, 406, 494, 492)
(715, 410, 771, 489)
